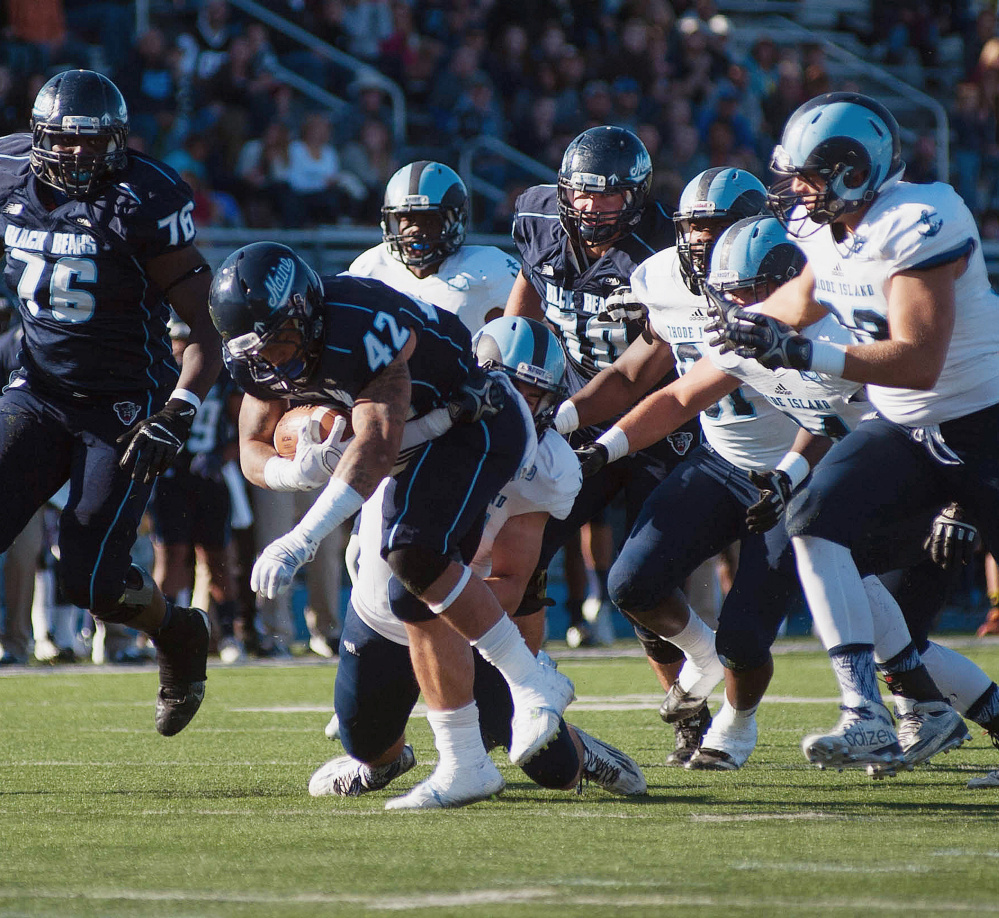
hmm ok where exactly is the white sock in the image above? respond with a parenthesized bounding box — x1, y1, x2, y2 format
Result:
(794, 535, 874, 648)
(921, 642, 993, 715)
(864, 575, 913, 663)
(670, 609, 718, 692)
(471, 615, 538, 688)
(710, 696, 758, 731)
(426, 702, 487, 771)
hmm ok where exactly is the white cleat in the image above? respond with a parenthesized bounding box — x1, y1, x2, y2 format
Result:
(967, 769, 999, 789)
(324, 712, 341, 741)
(218, 636, 246, 665)
(802, 701, 906, 778)
(308, 746, 415, 797)
(508, 663, 575, 767)
(686, 715, 758, 771)
(897, 700, 971, 766)
(384, 757, 505, 810)
(574, 727, 646, 795)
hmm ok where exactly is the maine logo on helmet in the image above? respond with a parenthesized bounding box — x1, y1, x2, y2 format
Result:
(706, 215, 806, 307)
(472, 316, 567, 434)
(381, 161, 468, 269)
(674, 167, 767, 293)
(767, 92, 905, 237)
(208, 242, 325, 393)
(29, 69, 129, 198)
(557, 126, 653, 247)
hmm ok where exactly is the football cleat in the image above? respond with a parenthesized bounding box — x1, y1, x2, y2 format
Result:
(802, 701, 906, 778)
(967, 769, 999, 789)
(581, 596, 616, 646)
(309, 745, 416, 797)
(324, 712, 341, 741)
(154, 606, 210, 736)
(508, 663, 575, 766)
(565, 623, 596, 649)
(665, 701, 712, 766)
(896, 700, 970, 766)
(686, 713, 758, 771)
(218, 636, 246, 665)
(574, 727, 646, 795)
(309, 635, 337, 658)
(384, 757, 504, 810)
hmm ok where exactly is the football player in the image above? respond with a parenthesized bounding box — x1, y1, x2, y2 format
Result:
(711, 92, 999, 787)
(0, 70, 222, 735)
(505, 125, 702, 659)
(574, 215, 972, 772)
(209, 242, 575, 800)
(552, 166, 767, 764)
(310, 317, 646, 808)
(349, 161, 520, 334)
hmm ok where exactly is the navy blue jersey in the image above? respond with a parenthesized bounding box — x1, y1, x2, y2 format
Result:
(228, 274, 475, 418)
(178, 366, 236, 471)
(512, 184, 676, 382)
(0, 133, 195, 398)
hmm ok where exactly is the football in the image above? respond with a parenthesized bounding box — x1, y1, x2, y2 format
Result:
(273, 404, 351, 458)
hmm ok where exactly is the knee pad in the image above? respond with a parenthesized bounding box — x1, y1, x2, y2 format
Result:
(86, 564, 156, 624)
(633, 624, 684, 666)
(520, 718, 580, 789)
(386, 545, 452, 597)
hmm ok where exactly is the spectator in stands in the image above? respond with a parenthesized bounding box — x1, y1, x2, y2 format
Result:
(3, 0, 91, 75)
(760, 59, 806, 147)
(552, 45, 588, 129)
(0, 67, 24, 138)
(696, 84, 757, 162)
(282, 112, 346, 226)
(340, 0, 394, 63)
(175, 0, 236, 83)
(234, 121, 294, 227)
(63, 0, 135, 77)
(117, 28, 181, 152)
(579, 80, 614, 128)
(611, 77, 642, 134)
(338, 117, 399, 223)
(511, 96, 562, 170)
(484, 22, 533, 121)
(905, 133, 940, 185)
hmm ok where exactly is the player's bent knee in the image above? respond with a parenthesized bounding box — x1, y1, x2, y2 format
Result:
(386, 545, 452, 598)
(716, 634, 772, 673)
(608, 564, 670, 618)
(519, 718, 580, 789)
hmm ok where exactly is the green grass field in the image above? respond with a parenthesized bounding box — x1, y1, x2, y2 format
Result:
(2, 639, 999, 918)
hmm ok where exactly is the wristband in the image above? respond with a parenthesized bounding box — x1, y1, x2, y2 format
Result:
(776, 452, 810, 489)
(808, 341, 847, 377)
(295, 477, 364, 543)
(169, 388, 202, 411)
(554, 400, 579, 435)
(595, 425, 631, 463)
(263, 455, 310, 491)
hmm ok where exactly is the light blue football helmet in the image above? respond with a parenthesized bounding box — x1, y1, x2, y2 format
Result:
(706, 215, 806, 305)
(768, 92, 905, 236)
(674, 167, 767, 292)
(381, 161, 468, 268)
(472, 316, 567, 434)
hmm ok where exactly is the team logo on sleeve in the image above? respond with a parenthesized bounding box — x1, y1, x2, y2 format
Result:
(113, 401, 142, 426)
(666, 431, 695, 456)
(917, 210, 942, 237)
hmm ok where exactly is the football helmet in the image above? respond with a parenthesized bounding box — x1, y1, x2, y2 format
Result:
(768, 91, 905, 236)
(706, 215, 806, 306)
(557, 126, 652, 247)
(674, 167, 767, 293)
(473, 316, 566, 434)
(209, 242, 324, 392)
(381, 161, 468, 269)
(30, 69, 129, 198)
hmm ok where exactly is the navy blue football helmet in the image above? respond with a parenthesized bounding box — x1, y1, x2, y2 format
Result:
(209, 242, 325, 392)
(30, 69, 128, 198)
(473, 316, 566, 434)
(767, 92, 905, 236)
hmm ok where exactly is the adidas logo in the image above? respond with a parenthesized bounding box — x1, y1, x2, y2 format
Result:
(774, 383, 793, 395)
(690, 308, 708, 319)
(831, 263, 844, 276)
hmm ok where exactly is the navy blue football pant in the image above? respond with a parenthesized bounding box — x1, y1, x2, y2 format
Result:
(0, 381, 165, 615)
(608, 444, 799, 671)
(335, 602, 578, 786)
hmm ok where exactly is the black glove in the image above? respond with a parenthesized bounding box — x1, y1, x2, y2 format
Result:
(702, 282, 742, 343)
(746, 468, 794, 534)
(924, 502, 978, 569)
(597, 285, 647, 323)
(717, 309, 813, 370)
(448, 371, 506, 424)
(118, 398, 197, 485)
(574, 441, 609, 479)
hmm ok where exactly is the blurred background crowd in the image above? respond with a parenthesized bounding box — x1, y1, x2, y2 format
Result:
(2, 0, 999, 666)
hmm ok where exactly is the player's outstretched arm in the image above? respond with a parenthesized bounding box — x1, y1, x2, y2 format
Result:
(503, 269, 546, 321)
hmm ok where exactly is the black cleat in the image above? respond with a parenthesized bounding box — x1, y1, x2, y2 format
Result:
(154, 606, 210, 736)
(664, 701, 711, 766)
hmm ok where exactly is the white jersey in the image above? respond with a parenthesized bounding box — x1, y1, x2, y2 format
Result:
(633, 246, 800, 471)
(348, 243, 521, 335)
(795, 180, 999, 425)
(709, 315, 871, 445)
(351, 428, 581, 645)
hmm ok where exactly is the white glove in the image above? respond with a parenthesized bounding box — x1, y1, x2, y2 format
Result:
(293, 414, 351, 488)
(597, 286, 647, 323)
(251, 528, 320, 599)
